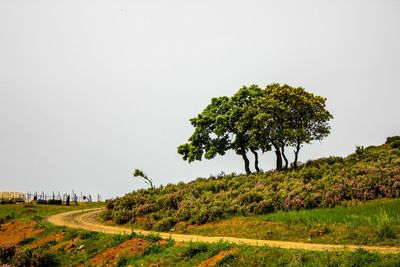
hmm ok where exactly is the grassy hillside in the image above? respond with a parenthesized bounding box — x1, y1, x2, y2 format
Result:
(105, 137, 400, 235)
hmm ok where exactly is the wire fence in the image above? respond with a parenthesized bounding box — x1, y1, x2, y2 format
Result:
(25, 191, 102, 203)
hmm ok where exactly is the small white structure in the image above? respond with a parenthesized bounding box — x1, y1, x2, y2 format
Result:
(0, 191, 26, 203)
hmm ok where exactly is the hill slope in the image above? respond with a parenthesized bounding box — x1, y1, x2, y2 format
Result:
(105, 137, 400, 232)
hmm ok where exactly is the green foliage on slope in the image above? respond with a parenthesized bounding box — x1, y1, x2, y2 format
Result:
(107, 138, 400, 231)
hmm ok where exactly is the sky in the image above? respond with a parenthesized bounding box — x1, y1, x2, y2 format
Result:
(1, 0, 399, 199)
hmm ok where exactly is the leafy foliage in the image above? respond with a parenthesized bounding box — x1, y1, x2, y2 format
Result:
(178, 83, 332, 173)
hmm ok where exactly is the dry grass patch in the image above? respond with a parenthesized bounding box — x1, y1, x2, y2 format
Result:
(197, 248, 238, 267)
(89, 238, 148, 267)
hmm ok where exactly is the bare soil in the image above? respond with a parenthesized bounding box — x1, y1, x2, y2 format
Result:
(0, 220, 42, 246)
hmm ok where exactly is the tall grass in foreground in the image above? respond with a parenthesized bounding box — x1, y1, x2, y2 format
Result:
(262, 198, 400, 228)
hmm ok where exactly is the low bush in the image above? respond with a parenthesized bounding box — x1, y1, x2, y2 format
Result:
(0, 214, 15, 225)
(99, 209, 112, 221)
(349, 249, 380, 267)
(144, 233, 163, 242)
(386, 136, 400, 144)
(0, 245, 16, 264)
(153, 216, 176, 232)
(374, 211, 398, 240)
(11, 250, 32, 266)
(31, 252, 60, 267)
(142, 242, 168, 256)
(183, 243, 209, 258)
(390, 140, 400, 149)
(112, 209, 132, 224)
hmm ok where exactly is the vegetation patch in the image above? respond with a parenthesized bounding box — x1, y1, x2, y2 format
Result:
(106, 141, 400, 234)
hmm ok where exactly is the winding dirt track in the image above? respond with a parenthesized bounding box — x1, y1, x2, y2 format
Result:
(47, 208, 400, 254)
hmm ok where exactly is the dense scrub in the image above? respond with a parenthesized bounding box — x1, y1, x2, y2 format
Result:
(105, 138, 400, 231)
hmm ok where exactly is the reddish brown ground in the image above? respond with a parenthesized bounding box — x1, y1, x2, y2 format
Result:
(0, 220, 43, 246)
(90, 238, 149, 267)
(197, 248, 238, 267)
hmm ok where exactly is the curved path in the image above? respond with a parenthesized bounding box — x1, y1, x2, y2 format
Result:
(47, 208, 400, 254)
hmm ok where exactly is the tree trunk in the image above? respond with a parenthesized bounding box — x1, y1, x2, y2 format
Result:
(293, 140, 301, 169)
(241, 151, 251, 175)
(281, 147, 289, 169)
(250, 149, 260, 172)
(274, 145, 283, 170)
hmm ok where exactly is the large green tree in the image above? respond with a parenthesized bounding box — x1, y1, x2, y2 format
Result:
(177, 85, 263, 174)
(178, 83, 332, 173)
(247, 84, 333, 170)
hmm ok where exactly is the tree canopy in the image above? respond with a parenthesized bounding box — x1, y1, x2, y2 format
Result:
(178, 83, 333, 174)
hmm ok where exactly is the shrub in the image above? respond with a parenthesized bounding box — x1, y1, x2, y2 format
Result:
(0, 214, 15, 225)
(31, 252, 60, 267)
(191, 207, 210, 224)
(386, 136, 400, 144)
(144, 233, 162, 242)
(105, 199, 115, 209)
(183, 243, 209, 258)
(112, 209, 132, 224)
(79, 231, 99, 240)
(375, 211, 397, 240)
(349, 249, 380, 267)
(11, 250, 32, 266)
(390, 140, 400, 149)
(153, 217, 176, 232)
(253, 200, 275, 214)
(19, 237, 35, 245)
(160, 193, 181, 210)
(217, 253, 235, 266)
(0, 245, 16, 264)
(115, 255, 129, 267)
(136, 216, 155, 230)
(142, 243, 168, 255)
(99, 210, 112, 221)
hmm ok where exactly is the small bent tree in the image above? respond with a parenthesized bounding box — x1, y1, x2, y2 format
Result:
(133, 169, 154, 189)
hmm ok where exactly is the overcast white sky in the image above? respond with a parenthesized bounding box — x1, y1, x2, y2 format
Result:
(1, 0, 399, 199)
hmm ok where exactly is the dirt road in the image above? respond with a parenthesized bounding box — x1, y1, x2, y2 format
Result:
(47, 208, 400, 254)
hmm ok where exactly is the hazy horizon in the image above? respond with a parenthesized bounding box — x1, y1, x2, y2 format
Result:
(1, 0, 399, 199)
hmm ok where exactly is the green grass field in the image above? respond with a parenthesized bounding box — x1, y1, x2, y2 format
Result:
(0, 202, 103, 223)
(175, 198, 400, 246)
